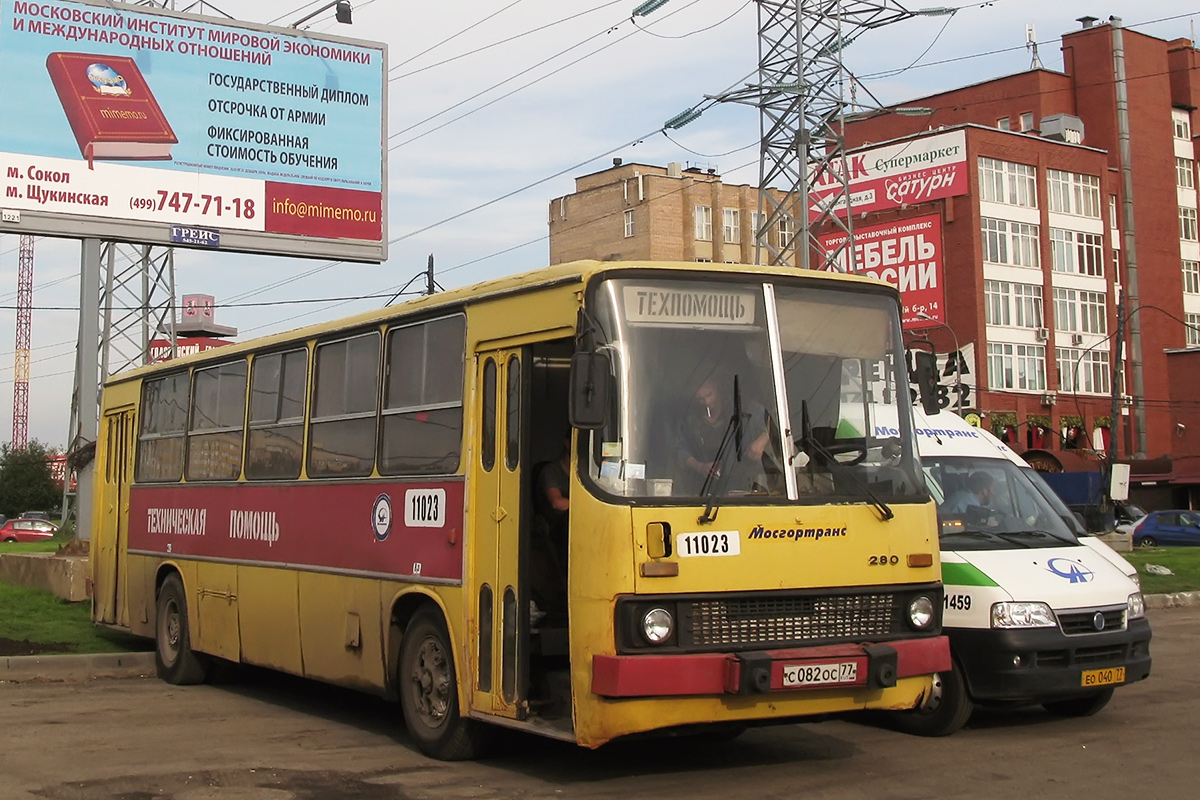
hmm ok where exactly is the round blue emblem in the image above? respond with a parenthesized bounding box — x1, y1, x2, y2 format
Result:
(371, 493, 392, 541)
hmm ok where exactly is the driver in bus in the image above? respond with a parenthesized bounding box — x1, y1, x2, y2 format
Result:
(674, 375, 773, 496)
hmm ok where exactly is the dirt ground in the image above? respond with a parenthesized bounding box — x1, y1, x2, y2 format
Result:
(0, 636, 72, 657)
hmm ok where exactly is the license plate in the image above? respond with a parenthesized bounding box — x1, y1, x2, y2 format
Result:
(782, 661, 858, 687)
(1081, 666, 1126, 687)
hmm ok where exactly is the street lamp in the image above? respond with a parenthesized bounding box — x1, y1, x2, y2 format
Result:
(915, 311, 963, 416)
(290, 1, 353, 27)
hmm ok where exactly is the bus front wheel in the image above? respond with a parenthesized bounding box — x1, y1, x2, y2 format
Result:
(154, 573, 210, 685)
(399, 609, 494, 760)
(891, 661, 973, 737)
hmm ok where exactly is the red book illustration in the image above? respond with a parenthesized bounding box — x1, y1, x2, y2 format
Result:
(46, 52, 177, 169)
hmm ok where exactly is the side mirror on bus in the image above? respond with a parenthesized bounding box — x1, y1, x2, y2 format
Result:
(913, 349, 941, 416)
(569, 351, 611, 430)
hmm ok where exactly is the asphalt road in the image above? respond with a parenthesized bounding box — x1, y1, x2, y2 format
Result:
(2, 606, 1194, 800)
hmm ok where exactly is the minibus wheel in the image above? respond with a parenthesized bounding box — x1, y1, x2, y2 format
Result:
(891, 661, 973, 737)
(154, 573, 210, 685)
(399, 609, 495, 760)
(1043, 688, 1114, 718)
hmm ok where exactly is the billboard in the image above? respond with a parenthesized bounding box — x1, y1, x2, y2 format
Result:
(819, 214, 946, 329)
(809, 130, 967, 219)
(0, 0, 386, 262)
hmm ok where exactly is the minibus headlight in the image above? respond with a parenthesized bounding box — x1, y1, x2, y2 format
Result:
(1127, 592, 1146, 620)
(641, 607, 674, 644)
(907, 595, 935, 630)
(991, 602, 1056, 629)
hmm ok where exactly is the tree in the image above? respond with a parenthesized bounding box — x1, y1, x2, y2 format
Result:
(0, 440, 61, 519)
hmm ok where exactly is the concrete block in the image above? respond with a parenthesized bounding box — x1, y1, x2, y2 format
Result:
(0, 553, 89, 601)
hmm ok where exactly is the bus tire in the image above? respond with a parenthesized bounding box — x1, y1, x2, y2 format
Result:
(1043, 688, 1114, 718)
(891, 661, 973, 737)
(399, 609, 494, 760)
(155, 573, 210, 685)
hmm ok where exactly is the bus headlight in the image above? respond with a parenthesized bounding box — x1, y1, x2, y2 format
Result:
(907, 595, 935, 630)
(991, 602, 1056, 629)
(1127, 592, 1146, 620)
(641, 607, 674, 644)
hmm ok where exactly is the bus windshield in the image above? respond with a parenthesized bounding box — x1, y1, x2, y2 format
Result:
(584, 274, 925, 504)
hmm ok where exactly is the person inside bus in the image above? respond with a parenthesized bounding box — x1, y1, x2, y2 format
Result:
(531, 432, 571, 621)
(535, 432, 571, 549)
(674, 375, 772, 496)
(943, 471, 995, 516)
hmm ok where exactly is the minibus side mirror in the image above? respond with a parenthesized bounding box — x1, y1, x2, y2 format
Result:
(913, 349, 941, 416)
(569, 351, 611, 429)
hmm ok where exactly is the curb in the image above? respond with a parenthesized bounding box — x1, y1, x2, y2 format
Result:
(0, 651, 155, 683)
(1144, 590, 1200, 609)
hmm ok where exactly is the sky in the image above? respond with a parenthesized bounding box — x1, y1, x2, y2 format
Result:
(0, 0, 1197, 449)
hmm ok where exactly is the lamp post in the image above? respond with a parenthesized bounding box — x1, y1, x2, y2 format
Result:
(290, 0, 353, 27)
(915, 311, 963, 416)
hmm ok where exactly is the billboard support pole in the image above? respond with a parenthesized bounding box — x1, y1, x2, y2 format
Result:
(66, 239, 102, 541)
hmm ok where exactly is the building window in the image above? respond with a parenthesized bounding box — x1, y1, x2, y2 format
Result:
(1175, 114, 1192, 141)
(623, 209, 635, 238)
(1053, 288, 1107, 334)
(694, 205, 712, 241)
(1050, 229, 1103, 276)
(1184, 260, 1200, 295)
(978, 157, 1037, 207)
(1180, 207, 1199, 242)
(1047, 170, 1101, 217)
(1109, 195, 1119, 229)
(985, 280, 1042, 328)
(987, 342, 1046, 391)
(1188, 313, 1200, 347)
(1057, 347, 1111, 394)
(981, 218, 1040, 268)
(1020, 112, 1034, 132)
(997, 117, 1011, 131)
(1178, 157, 1196, 190)
(723, 208, 740, 244)
(777, 215, 796, 250)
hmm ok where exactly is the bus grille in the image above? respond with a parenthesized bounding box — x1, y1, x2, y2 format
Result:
(685, 593, 899, 648)
(1057, 607, 1126, 636)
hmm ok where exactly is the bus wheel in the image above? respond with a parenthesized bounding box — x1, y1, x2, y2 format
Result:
(891, 661, 973, 737)
(155, 573, 210, 685)
(1043, 688, 1114, 718)
(399, 610, 494, 760)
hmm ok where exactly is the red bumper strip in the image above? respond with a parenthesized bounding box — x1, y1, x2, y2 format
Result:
(591, 636, 950, 698)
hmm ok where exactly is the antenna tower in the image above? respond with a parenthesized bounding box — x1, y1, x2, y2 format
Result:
(12, 235, 33, 449)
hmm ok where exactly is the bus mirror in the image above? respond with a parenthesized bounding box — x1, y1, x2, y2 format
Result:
(913, 350, 940, 416)
(569, 351, 611, 429)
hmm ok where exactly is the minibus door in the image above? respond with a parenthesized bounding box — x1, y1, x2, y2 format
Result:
(469, 349, 528, 719)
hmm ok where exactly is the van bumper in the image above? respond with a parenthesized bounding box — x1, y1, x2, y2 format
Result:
(951, 617, 1152, 702)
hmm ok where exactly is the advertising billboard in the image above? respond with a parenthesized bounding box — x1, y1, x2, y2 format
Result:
(0, 0, 386, 262)
(808, 130, 967, 219)
(819, 213, 946, 329)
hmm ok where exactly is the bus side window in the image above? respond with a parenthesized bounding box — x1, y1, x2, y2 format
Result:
(186, 360, 248, 481)
(135, 372, 189, 483)
(308, 332, 380, 477)
(380, 315, 465, 475)
(246, 348, 308, 480)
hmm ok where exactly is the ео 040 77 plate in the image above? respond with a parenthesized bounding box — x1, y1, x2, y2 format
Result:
(1081, 666, 1126, 688)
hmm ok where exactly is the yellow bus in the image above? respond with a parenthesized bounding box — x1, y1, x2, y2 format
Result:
(91, 260, 949, 759)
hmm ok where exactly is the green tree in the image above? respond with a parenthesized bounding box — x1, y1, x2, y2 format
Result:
(0, 441, 61, 520)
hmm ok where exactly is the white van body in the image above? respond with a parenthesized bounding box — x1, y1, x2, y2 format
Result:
(888, 410, 1151, 735)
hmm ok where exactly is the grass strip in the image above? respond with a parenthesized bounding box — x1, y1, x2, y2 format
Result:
(0, 580, 150, 655)
(1122, 547, 1200, 596)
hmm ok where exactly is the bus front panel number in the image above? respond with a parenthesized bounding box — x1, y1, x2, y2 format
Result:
(676, 531, 740, 557)
(404, 488, 447, 528)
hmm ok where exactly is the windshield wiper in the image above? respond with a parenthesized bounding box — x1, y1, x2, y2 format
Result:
(698, 376, 746, 524)
(796, 400, 893, 521)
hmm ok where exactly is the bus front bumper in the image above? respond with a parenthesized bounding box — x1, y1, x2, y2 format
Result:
(591, 636, 950, 697)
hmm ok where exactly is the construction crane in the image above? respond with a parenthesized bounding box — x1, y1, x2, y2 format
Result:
(12, 234, 33, 449)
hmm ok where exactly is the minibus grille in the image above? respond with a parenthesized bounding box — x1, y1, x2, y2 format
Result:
(1057, 607, 1127, 636)
(685, 593, 900, 647)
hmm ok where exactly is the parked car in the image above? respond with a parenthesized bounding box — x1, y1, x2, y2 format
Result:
(1115, 502, 1148, 534)
(0, 518, 59, 542)
(1132, 510, 1200, 547)
(18, 511, 50, 521)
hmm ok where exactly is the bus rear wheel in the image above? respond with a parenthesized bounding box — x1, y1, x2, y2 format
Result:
(155, 573, 210, 685)
(399, 609, 494, 761)
(891, 661, 973, 737)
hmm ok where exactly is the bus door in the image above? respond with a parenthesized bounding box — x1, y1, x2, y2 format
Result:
(95, 404, 135, 626)
(469, 349, 529, 719)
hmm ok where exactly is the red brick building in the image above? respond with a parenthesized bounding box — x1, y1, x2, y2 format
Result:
(840, 19, 1199, 508)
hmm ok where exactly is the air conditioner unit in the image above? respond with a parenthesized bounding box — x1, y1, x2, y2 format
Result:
(1041, 391, 1057, 406)
(1071, 333, 1085, 346)
(1035, 327, 1049, 342)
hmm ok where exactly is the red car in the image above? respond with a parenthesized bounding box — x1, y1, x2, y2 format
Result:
(0, 518, 58, 542)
